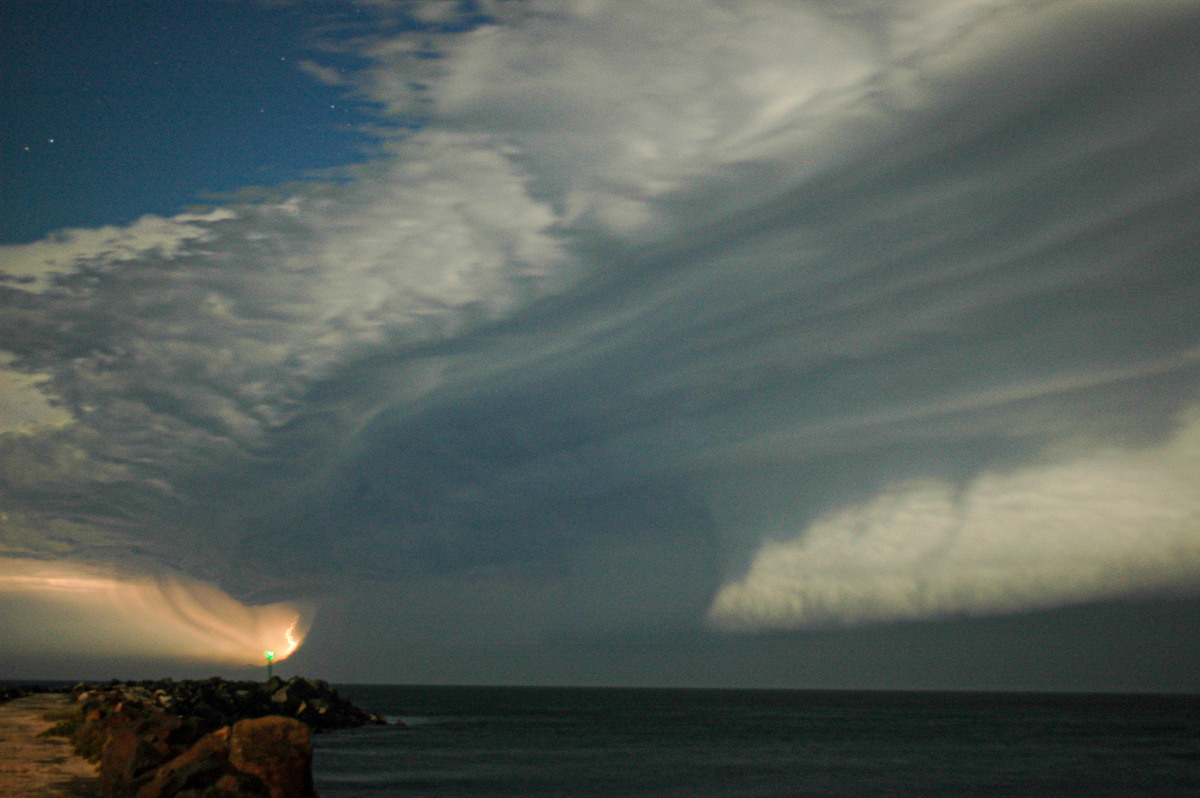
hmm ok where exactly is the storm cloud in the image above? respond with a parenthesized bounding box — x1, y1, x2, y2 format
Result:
(2, 0, 1199, 682)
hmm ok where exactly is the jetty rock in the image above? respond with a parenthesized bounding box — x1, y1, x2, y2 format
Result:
(133, 716, 313, 798)
(57, 676, 388, 798)
(72, 675, 388, 735)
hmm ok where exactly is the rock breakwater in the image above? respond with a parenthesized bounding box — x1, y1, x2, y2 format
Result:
(47, 676, 388, 797)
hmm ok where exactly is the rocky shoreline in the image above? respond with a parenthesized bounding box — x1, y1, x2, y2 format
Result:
(20, 676, 391, 798)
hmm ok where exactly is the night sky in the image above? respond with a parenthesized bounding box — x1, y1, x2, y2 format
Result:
(3, 0, 1200, 691)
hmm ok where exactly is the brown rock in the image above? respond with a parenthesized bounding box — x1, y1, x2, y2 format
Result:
(227, 716, 314, 798)
(99, 714, 174, 797)
(134, 727, 243, 798)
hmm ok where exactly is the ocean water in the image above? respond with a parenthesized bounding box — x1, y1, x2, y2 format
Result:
(314, 686, 1200, 797)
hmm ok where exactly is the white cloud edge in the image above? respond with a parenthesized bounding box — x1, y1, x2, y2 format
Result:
(0, 352, 74, 434)
(0, 209, 237, 294)
(708, 404, 1200, 632)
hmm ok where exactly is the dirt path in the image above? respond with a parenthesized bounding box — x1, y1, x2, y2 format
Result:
(0, 693, 98, 797)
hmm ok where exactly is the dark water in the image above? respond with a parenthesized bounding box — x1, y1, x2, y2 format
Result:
(314, 686, 1200, 797)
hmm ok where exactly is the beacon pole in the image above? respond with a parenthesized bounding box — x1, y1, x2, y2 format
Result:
(265, 650, 275, 680)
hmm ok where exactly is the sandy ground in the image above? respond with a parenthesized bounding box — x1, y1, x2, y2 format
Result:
(0, 693, 99, 797)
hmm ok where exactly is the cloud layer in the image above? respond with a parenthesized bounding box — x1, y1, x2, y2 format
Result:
(1, 0, 1199, 672)
(710, 406, 1200, 630)
(0, 558, 308, 664)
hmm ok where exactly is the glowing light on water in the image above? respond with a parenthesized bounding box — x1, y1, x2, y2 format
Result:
(0, 559, 313, 665)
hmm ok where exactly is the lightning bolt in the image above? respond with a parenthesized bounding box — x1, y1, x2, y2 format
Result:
(284, 621, 299, 656)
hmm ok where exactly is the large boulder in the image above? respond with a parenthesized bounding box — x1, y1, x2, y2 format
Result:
(228, 717, 315, 798)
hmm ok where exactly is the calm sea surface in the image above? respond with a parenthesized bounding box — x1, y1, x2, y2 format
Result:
(314, 686, 1200, 797)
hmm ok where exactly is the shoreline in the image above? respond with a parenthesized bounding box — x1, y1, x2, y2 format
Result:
(0, 693, 99, 797)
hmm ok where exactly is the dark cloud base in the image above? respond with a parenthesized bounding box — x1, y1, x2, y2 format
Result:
(269, 592, 1200, 693)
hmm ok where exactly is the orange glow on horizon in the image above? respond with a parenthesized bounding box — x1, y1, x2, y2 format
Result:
(0, 559, 313, 665)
